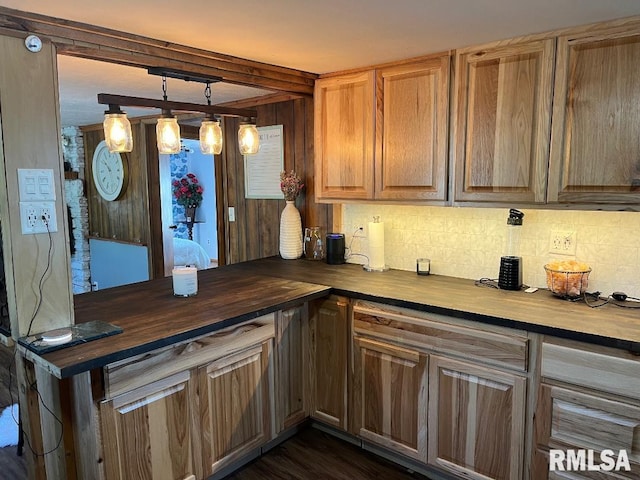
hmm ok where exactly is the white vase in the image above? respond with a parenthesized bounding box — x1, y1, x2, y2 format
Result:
(279, 201, 303, 259)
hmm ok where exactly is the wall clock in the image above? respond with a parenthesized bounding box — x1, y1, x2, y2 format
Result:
(92, 140, 128, 201)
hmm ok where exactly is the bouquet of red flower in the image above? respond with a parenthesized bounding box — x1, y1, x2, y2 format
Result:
(172, 173, 203, 208)
(280, 170, 304, 201)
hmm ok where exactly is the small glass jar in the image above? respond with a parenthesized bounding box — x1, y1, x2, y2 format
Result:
(416, 258, 430, 276)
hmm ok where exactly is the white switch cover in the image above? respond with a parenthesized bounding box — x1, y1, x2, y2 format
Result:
(228, 206, 236, 222)
(18, 168, 56, 201)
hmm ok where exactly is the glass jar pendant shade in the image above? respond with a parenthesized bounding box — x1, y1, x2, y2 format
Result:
(199, 119, 223, 155)
(156, 114, 181, 154)
(103, 111, 133, 153)
(238, 122, 259, 155)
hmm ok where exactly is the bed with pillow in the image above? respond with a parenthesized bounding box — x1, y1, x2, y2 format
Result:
(173, 237, 211, 269)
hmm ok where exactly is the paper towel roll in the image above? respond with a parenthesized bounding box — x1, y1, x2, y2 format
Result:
(368, 220, 385, 269)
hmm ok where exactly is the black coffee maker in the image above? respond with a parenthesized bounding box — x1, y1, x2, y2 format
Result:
(498, 209, 524, 290)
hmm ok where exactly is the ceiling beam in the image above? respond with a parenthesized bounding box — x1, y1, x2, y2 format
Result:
(0, 6, 316, 96)
(98, 93, 257, 118)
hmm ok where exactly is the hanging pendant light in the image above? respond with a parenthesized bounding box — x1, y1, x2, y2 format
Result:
(200, 117, 223, 155)
(156, 75, 181, 154)
(238, 117, 259, 155)
(103, 105, 133, 153)
(157, 111, 181, 154)
(199, 82, 223, 155)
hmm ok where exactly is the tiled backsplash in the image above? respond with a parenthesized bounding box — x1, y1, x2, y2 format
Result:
(341, 204, 640, 298)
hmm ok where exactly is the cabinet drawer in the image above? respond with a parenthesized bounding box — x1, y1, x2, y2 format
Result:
(352, 301, 528, 371)
(104, 314, 275, 399)
(542, 341, 640, 401)
(536, 384, 640, 473)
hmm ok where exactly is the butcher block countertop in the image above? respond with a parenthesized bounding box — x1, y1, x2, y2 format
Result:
(233, 257, 640, 353)
(33, 267, 330, 378)
(31, 257, 640, 378)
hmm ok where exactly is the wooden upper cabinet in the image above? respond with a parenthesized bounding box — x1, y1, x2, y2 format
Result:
(548, 19, 640, 205)
(375, 56, 450, 201)
(315, 54, 450, 202)
(315, 71, 375, 200)
(452, 38, 555, 204)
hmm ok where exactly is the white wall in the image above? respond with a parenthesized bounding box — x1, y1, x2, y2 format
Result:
(341, 204, 640, 298)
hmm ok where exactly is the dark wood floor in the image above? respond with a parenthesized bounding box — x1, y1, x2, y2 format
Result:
(225, 427, 432, 480)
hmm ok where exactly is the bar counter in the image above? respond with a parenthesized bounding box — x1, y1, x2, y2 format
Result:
(30, 257, 640, 378)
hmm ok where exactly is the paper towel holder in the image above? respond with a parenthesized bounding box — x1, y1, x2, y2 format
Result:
(363, 263, 389, 272)
(363, 215, 389, 272)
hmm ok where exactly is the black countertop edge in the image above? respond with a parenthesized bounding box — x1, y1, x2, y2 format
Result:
(55, 289, 329, 379)
(336, 289, 640, 354)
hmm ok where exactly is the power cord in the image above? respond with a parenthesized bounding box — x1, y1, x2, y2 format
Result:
(475, 278, 499, 289)
(8, 216, 65, 458)
(583, 291, 640, 309)
(345, 226, 369, 264)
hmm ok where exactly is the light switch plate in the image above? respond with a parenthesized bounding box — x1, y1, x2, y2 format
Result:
(18, 168, 56, 201)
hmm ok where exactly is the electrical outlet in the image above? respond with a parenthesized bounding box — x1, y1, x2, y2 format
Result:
(354, 226, 366, 238)
(549, 230, 576, 256)
(20, 201, 58, 234)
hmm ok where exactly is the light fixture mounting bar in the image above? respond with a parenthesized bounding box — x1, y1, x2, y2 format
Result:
(147, 67, 222, 85)
(97, 93, 257, 118)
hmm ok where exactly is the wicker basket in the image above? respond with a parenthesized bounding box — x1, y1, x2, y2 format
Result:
(544, 264, 591, 299)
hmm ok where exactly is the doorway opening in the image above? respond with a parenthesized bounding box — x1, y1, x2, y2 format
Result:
(166, 138, 219, 269)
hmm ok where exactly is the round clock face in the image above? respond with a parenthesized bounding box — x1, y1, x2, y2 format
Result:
(92, 141, 127, 201)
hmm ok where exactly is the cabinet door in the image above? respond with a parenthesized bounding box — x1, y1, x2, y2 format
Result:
(275, 305, 308, 433)
(375, 56, 449, 201)
(309, 296, 349, 430)
(352, 336, 428, 461)
(533, 384, 640, 478)
(452, 39, 555, 203)
(199, 341, 272, 476)
(548, 20, 640, 205)
(101, 370, 197, 480)
(314, 71, 375, 200)
(428, 355, 526, 480)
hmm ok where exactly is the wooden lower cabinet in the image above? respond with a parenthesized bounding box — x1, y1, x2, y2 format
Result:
(198, 340, 273, 477)
(309, 295, 349, 430)
(100, 316, 276, 480)
(275, 305, 308, 433)
(427, 355, 527, 480)
(533, 384, 640, 479)
(352, 335, 428, 461)
(100, 370, 197, 480)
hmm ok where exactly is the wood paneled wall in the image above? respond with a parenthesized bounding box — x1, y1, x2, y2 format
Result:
(83, 121, 153, 246)
(222, 97, 332, 264)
